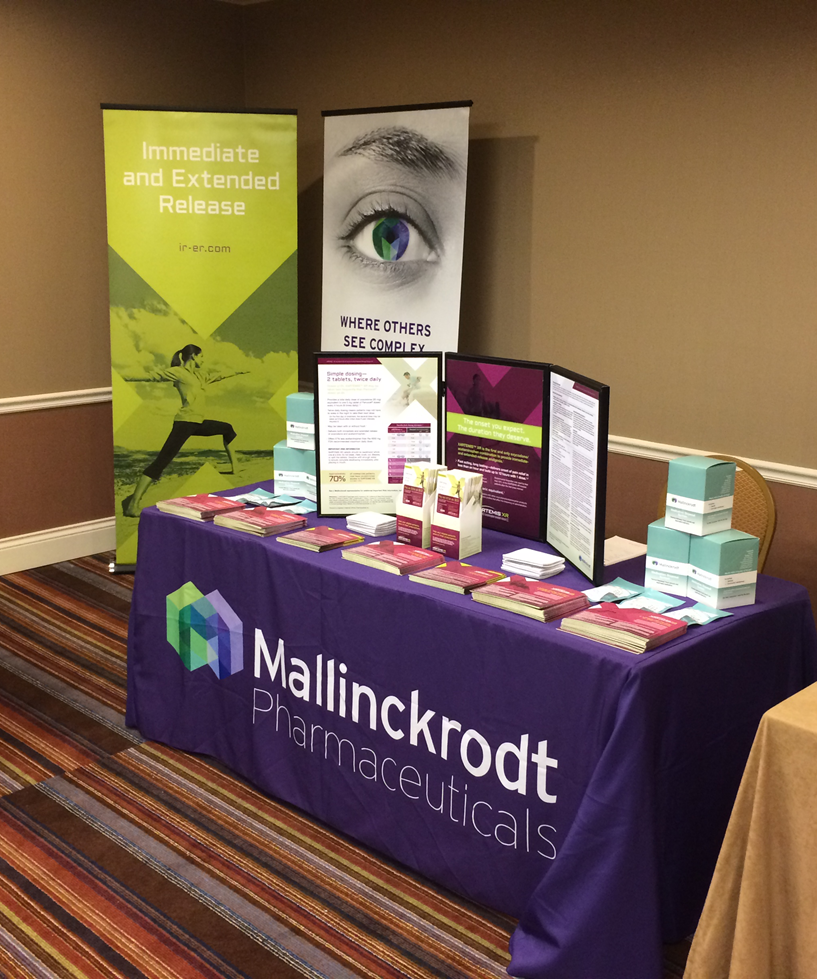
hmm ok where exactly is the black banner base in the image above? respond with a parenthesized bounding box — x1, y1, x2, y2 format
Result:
(109, 562, 137, 575)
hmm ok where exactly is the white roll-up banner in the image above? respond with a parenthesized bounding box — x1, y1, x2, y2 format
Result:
(321, 101, 471, 355)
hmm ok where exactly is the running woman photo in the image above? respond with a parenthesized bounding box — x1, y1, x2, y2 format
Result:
(121, 344, 248, 517)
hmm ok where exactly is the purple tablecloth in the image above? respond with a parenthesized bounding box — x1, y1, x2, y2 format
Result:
(127, 501, 817, 978)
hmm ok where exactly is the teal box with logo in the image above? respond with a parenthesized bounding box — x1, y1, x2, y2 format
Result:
(687, 529, 759, 608)
(274, 440, 316, 500)
(286, 392, 315, 450)
(665, 456, 736, 535)
(644, 518, 691, 597)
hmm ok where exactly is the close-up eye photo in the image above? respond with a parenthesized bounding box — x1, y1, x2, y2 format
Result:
(321, 107, 470, 348)
(338, 188, 441, 285)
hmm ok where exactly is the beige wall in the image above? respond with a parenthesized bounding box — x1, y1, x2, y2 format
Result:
(0, 0, 244, 539)
(1, 0, 245, 398)
(246, 0, 817, 468)
(3, 0, 817, 607)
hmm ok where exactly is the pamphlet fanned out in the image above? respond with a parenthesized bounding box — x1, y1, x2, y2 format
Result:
(225, 488, 299, 508)
(408, 561, 505, 594)
(471, 576, 590, 622)
(277, 526, 365, 552)
(341, 540, 443, 576)
(155, 494, 247, 522)
(278, 499, 318, 515)
(212, 508, 307, 537)
(559, 602, 688, 653)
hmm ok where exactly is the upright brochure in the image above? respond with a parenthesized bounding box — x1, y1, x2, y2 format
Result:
(471, 576, 590, 622)
(409, 561, 505, 594)
(341, 540, 443, 576)
(396, 463, 444, 548)
(430, 468, 483, 559)
(277, 526, 365, 552)
(155, 494, 247, 521)
(212, 508, 306, 537)
(559, 603, 688, 653)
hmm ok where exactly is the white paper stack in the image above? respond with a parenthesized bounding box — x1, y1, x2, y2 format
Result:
(502, 547, 565, 580)
(346, 512, 397, 536)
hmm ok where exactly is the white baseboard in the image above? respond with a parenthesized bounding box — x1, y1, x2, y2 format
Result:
(0, 518, 116, 576)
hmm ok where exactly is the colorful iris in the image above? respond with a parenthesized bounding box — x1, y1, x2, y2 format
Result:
(372, 217, 410, 261)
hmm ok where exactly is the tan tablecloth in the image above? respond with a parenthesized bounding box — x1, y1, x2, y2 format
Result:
(686, 681, 817, 978)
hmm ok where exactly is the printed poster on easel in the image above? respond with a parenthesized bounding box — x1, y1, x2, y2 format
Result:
(102, 105, 298, 567)
(546, 368, 609, 586)
(315, 353, 442, 516)
(321, 101, 471, 355)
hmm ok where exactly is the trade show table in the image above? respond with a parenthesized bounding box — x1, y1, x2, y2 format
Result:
(126, 501, 817, 979)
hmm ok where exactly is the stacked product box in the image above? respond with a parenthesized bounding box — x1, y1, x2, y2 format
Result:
(430, 469, 483, 560)
(396, 463, 444, 549)
(687, 530, 759, 609)
(645, 518, 691, 597)
(664, 457, 735, 536)
(274, 440, 316, 501)
(286, 392, 315, 450)
(647, 456, 759, 608)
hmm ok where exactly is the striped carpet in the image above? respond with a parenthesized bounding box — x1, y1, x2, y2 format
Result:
(0, 554, 515, 979)
(0, 554, 694, 979)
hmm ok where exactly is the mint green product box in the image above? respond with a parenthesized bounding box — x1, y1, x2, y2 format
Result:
(664, 456, 736, 535)
(687, 529, 759, 609)
(286, 392, 315, 450)
(274, 441, 317, 501)
(644, 519, 691, 597)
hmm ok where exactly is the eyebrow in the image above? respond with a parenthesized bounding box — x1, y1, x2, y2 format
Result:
(338, 126, 460, 178)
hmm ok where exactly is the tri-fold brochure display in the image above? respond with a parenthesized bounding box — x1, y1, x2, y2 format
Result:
(316, 351, 608, 583)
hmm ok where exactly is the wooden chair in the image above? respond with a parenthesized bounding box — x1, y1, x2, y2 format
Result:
(658, 455, 777, 572)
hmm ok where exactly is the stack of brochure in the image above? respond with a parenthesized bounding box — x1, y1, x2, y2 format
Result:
(341, 541, 442, 576)
(212, 507, 307, 537)
(155, 494, 247, 522)
(409, 561, 505, 594)
(559, 602, 688, 653)
(501, 548, 565, 579)
(471, 576, 590, 622)
(346, 512, 397, 536)
(278, 527, 365, 552)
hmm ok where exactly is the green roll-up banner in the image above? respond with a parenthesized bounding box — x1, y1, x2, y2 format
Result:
(102, 106, 298, 566)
